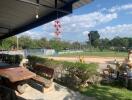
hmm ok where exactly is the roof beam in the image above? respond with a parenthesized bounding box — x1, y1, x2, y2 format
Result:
(0, 27, 10, 30)
(17, 0, 70, 14)
(58, 0, 68, 4)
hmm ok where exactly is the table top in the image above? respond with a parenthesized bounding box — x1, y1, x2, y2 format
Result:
(0, 66, 36, 82)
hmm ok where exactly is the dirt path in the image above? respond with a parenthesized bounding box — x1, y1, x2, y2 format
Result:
(48, 56, 124, 64)
(47, 56, 125, 71)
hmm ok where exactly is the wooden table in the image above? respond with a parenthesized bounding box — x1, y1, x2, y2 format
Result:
(0, 67, 36, 82)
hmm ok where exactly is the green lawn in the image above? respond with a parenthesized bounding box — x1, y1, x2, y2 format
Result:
(59, 51, 127, 58)
(81, 85, 132, 100)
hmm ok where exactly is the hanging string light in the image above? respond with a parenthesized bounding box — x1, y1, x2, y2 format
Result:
(35, 6, 39, 19)
(35, 0, 39, 19)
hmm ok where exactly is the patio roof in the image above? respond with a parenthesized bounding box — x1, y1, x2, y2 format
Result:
(0, 0, 92, 40)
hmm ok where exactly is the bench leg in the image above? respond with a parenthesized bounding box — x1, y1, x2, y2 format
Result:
(17, 83, 28, 94)
(42, 83, 54, 93)
(13, 81, 29, 94)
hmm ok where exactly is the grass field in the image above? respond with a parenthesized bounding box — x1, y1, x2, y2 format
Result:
(81, 85, 132, 100)
(59, 51, 127, 58)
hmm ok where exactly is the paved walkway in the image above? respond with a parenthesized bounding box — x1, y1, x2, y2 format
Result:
(18, 82, 95, 100)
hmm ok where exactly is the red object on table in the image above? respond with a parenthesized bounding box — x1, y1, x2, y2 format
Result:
(0, 67, 36, 82)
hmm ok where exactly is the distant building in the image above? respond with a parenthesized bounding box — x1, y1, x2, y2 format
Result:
(25, 48, 56, 57)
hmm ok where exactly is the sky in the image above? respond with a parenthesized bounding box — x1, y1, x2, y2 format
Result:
(19, 0, 132, 42)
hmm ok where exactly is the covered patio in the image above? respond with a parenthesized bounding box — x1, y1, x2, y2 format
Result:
(0, 0, 92, 100)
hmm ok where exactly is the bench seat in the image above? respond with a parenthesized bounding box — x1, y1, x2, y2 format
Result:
(32, 75, 52, 88)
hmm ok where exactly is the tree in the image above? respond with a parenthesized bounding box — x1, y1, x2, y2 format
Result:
(88, 31, 100, 48)
(49, 38, 63, 51)
(99, 38, 110, 49)
(111, 37, 128, 48)
(19, 35, 33, 49)
(72, 41, 81, 50)
(0, 36, 17, 50)
(37, 37, 49, 48)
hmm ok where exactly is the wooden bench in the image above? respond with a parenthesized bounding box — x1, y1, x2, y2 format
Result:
(31, 64, 54, 92)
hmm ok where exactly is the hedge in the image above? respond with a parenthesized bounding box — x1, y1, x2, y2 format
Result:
(0, 54, 23, 64)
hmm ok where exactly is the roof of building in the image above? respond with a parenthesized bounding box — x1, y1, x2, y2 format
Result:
(0, 0, 91, 39)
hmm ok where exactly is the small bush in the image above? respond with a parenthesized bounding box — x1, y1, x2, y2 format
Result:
(0, 54, 23, 64)
(27, 56, 99, 89)
(62, 61, 99, 88)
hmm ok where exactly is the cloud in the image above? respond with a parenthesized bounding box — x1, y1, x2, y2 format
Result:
(99, 24, 132, 39)
(82, 31, 89, 36)
(19, 3, 132, 41)
(19, 31, 45, 39)
(22, 9, 118, 40)
(109, 4, 132, 13)
(42, 11, 117, 35)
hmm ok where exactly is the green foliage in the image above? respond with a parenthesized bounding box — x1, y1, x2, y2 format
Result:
(59, 51, 127, 57)
(88, 31, 100, 48)
(99, 38, 111, 50)
(19, 35, 33, 49)
(1, 54, 23, 64)
(49, 39, 64, 51)
(81, 85, 132, 100)
(27, 55, 47, 66)
(71, 42, 81, 49)
(1, 34, 132, 52)
(0, 36, 17, 50)
(111, 37, 129, 48)
(27, 56, 99, 89)
(62, 62, 98, 87)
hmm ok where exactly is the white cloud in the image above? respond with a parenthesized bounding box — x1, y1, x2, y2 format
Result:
(19, 31, 45, 39)
(99, 24, 132, 39)
(19, 3, 132, 41)
(109, 4, 132, 13)
(42, 11, 117, 35)
(49, 32, 55, 37)
(82, 31, 89, 36)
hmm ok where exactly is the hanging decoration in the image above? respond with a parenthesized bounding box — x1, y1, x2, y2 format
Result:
(53, 0, 62, 39)
(54, 18, 61, 39)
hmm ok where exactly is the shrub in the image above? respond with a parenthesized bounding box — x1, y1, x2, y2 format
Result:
(27, 56, 99, 89)
(62, 61, 99, 88)
(27, 55, 47, 67)
(1, 54, 23, 64)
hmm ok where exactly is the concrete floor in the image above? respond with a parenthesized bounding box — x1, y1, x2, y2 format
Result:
(17, 82, 95, 100)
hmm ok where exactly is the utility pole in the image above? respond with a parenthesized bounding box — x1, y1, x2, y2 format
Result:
(17, 35, 19, 50)
(88, 33, 91, 52)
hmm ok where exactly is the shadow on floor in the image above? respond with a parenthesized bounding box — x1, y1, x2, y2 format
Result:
(17, 96, 26, 100)
(28, 80, 43, 92)
(63, 88, 95, 100)
(53, 83, 95, 100)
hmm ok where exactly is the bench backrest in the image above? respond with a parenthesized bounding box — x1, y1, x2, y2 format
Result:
(34, 64, 54, 79)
